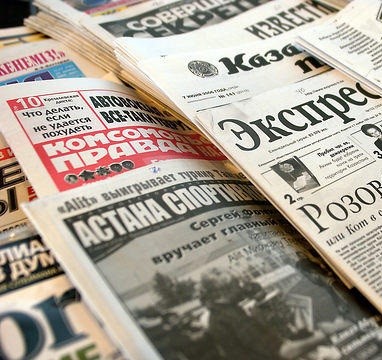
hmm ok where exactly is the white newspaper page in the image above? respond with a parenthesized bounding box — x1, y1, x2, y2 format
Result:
(23, 158, 382, 360)
(0, 134, 36, 234)
(0, 227, 123, 359)
(0, 26, 47, 47)
(133, 33, 331, 120)
(296, 0, 382, 96)
(0, 77, 224, 197)
(114, 0, 336, 64)
(0, 38, 106, 86)
(196, 70, 382, 313)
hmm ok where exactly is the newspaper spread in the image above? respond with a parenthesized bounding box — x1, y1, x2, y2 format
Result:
(128, 32, 331, 121)
(0, 77, 224, 197)
(0, 26, 47, 48)
(0, 226, 123, 359)
(113, 0, 336, 65)
(295, 0, 382, 96)
(195, 69, 382, 314)
(23, 153, 382, 359)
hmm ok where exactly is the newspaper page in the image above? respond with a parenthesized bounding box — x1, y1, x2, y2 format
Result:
(0, 226, 124, 359)
(113, 0, 336, 65)
(0, 77, 224, 197)
(195, 69, 382, 314)
(127, 32, 331, 121)
(0, 134, 36, 234)
(23, 155, 382, 359)
(295, 0, 382, 96)
(0, 26, 47, 48)
(0, 38, 106, 86)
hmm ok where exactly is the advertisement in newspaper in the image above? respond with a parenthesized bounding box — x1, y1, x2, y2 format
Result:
(0, 134, 36, 234)
(114, 0, 336, 64)
(296, 0, 382, 96)
(196, 69, 382, 313)
(134, 32, 331, 120)
(0, 38, 106, 86)
(0, 227, 123, 359)
(0, 78, 224, 197)
(23, 159, 382, 360)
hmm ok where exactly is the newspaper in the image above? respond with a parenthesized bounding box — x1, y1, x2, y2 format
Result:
(0, 133, 36, 234)
(114, 0, 336, 65)
(23, 153, 382, 359)
(0, 39, 107, 233)
(125, 32, 331, 121)
(83, 0, 271, 42)
(295, 0, 382, 96)
(0, 225, 124, 359)
(0, 38, 106, 86)
(0, 77, 225, 197)
(25, 0, 269, 74)
(0, 26, 47, 48)
(195, 69, 382, 314)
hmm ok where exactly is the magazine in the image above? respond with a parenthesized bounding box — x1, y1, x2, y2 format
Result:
(194, 69, 382, 314)
(296, 0, 382, 96)
(23, 154, 382, 359)
(0, 226, 123, 359)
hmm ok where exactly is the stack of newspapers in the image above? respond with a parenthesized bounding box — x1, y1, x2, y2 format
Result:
(3, 0, 382, 359)
(24, 0, 270, 75)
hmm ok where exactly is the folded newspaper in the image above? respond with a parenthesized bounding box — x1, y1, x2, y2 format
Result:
(194, 68, 382, 314)
(0, 77, 224, 197)
(124, 31, 331, 121)
(0, 226, 124, 359)
(22, 151, 382, 359)
(295, 0, 382, 96)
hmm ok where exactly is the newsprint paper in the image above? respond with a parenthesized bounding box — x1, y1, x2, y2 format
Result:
(196, 69, 382, 315)
(0, 78, 220, 197)
(0, 226, 123, 359)
(23, 156, 382, 359)
(295, 0, 382, 96)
